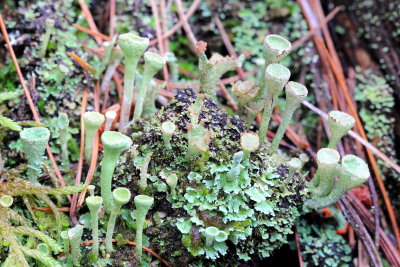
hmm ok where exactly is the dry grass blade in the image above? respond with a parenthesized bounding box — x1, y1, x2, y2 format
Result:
(0, 13, 69, 198)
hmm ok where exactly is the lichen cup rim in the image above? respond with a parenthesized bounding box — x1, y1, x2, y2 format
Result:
(263, 34, 292, 54)
(86, 196, 103, 207)
(20, 127, 50, 141)
(341, 154, 370, 180)
(113, 187, 131, 205)
(317, 148, 340, 166)
(83, 111, 105, 127)
(266, 63, 291, 82)
(161, 121, 176, 134)
(240, 132, 259, 152)
(328, 110, 356, 128)
(101, 131, 133, 150)
(134, 195, 154, 209)
(288, 158, 302, 169)
(144, 51, 166, 69)
(285, 81, 308, 98)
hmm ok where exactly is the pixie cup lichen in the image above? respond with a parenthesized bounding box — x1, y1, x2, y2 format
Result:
(270, 82, 308, 154)
(100, 131, 132, 213)
(57, 113, 70, 170)
(105, 188, 131, 253)
(258, 64, 290, 145)
(134, 195, 154, 262)
(240, 132, 259, 159)
(287, 157, 301, 182)
(39, 18, 55, 57)
(83, 111, 105, 163)
(86, 196, 103, 259)
(20, 127, 51, 184)
(67, 224, 84, 267)
(312, 148, 340, 197)
(327, 111, 356, 149)
(133, 51, 166, 119)
(161, 121, 176, 149)
(166, 173, 178, 197)
(306, 154, 370, 209)
(259, 34, 291, 97)
(118, 33, 149, 132)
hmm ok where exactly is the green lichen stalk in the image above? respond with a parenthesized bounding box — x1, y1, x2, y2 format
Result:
(258, 34, 291, 96)
(39, 19, 55, 57)
(118, 33, 149, 132)
(100, 131, 132, 213)
(105, 188, 131, 253)
(86, 195, 103, 259)
(306, 155, 370, 209)
(83, 111, 105, 164)
(133, 51, 166, 119)
(20, 127, 51, 184)
(57, 113, 70, 170)
(287, 158, 301, 182)
(166, 173, 178, 197)
(67, 225, 84, 267)
(258, 64, 290, 145)
(240, 132, 259, 159)
(312, 148, 340, 197)
(270, 82, 308, 154)
(161, 121, 176, 149)
(327, 111, 356, 149)
(134, 195, 154, 262)
(139, 152, 153, 191)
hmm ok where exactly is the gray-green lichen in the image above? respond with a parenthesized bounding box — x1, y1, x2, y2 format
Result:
(114, 88, 309, 265)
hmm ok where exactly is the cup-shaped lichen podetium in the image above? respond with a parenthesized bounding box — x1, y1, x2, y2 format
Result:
(104, 110, 117, 132)
(100, 131, 132, 214)
(118, 33, 149, 132)
(86, 196, 103, 259)
(20, 127, 50, 184)
(259, 34, 291, 96)
(263, 34, 292, 66)
(286, 157, 301, 182)
(312, 148, 340, 197)
(133, 51, 166, 119)
(0, 195, 13, 208)
(134, 195, 154, 262)
(166, 173, 178, 197)
(58, 112, 70, 170)
(105, 188, 131, 253)
(327, 110, 355, 149)
(231, 80, 260, 111)
(240, 132, 259, 159)
(270, 82, 308, 154)
(84, 112, 105, 164)
(258, 64, 290, 145)
(68, 224, 84, 267)
(161, 121, 176, 149)
(306, 154, 370, 210)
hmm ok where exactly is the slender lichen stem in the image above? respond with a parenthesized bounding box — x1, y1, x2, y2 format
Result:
(100, 131, 132, 214)
(20, 127, 50, 184)
(133, 52, 165, 119)
(83, 112, 105, 163)
(258, 64, 290, 146)
(105, 188, 131, 253)
(118, 33, 149, 133)
(139, 152, 153, 191)
(134, 195, 154, 262)
(68, 225, 83, 267)
(39, 19, 55, 57)
(86, 196, 103, 259)
(313, 148, 340, 197)
(269, 82, 308, 154)
(58, 113, 69, 170)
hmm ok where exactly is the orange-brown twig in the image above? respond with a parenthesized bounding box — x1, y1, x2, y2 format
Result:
(68, 52, 97, 75)
(78, 0, 102, 45)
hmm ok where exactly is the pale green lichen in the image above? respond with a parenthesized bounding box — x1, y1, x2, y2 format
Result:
(311, 148, 340, 197)
(100, 131, 132, 213)
(134, 195, 154, 262)
(86, 195, 103, 259)
(118, 33, 149, 132)
(258, 63, 291, 145)
(57, 112, 70, 170)
(67, 224, 84, 266)
(83, 111, 105, 163)
(39, 18, 55, 57)
(327, 111, 355, 149)
(105, 188, 131, 253)
(20, 127, 51, 184)
(133, 51, 165, 119)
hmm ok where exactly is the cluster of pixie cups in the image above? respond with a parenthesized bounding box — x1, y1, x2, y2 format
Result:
(304, 111, 370, 209)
